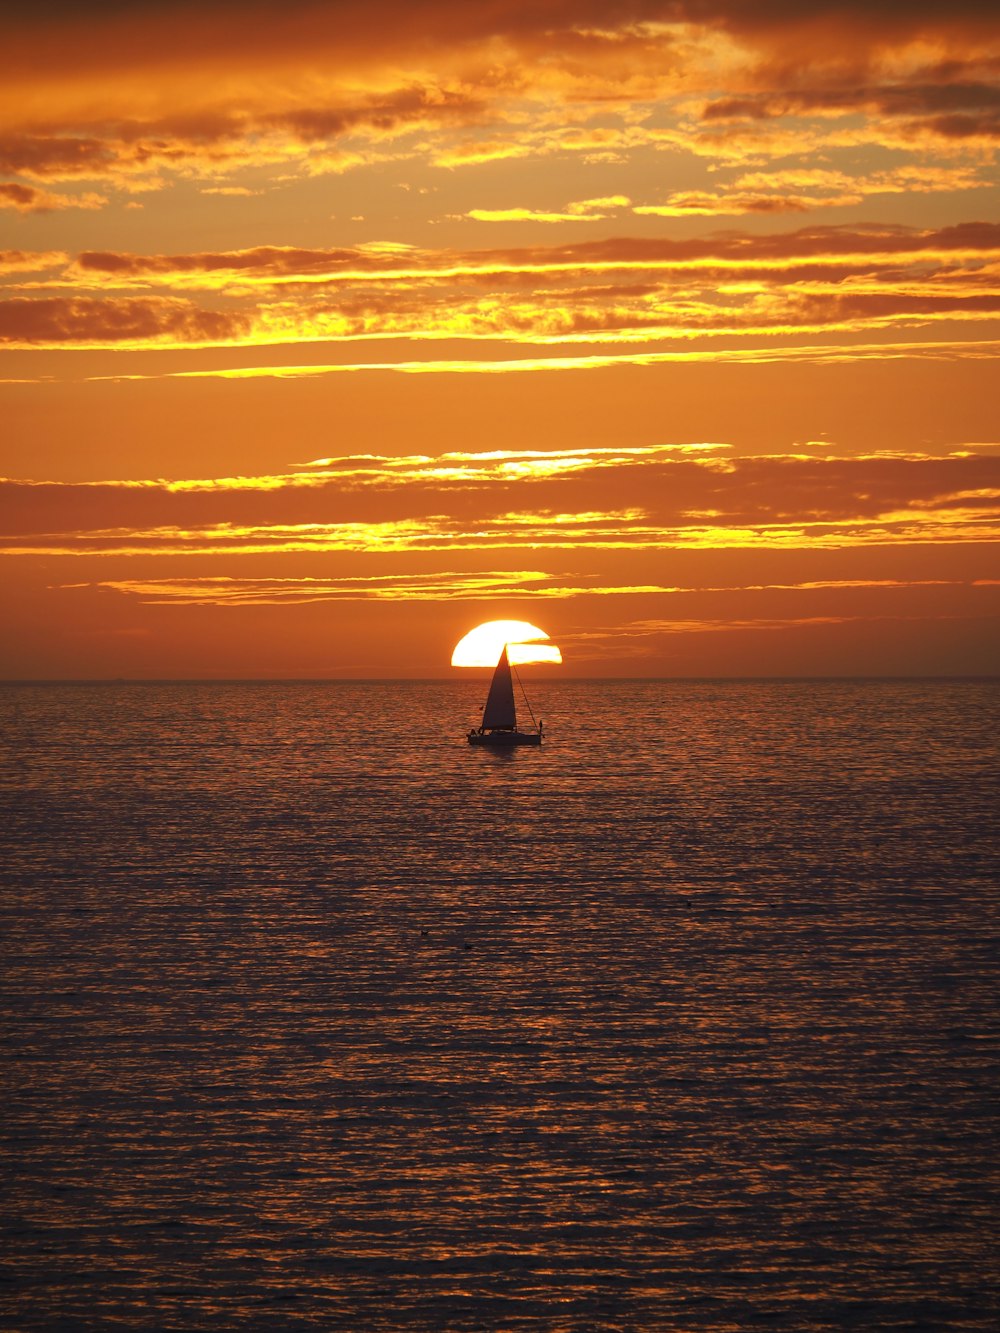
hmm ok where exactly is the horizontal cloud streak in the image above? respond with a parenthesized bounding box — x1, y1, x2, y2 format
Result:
(51, 578, 998, 644)
(82, 338, 1000, 384)
(3, 223, 998, 355)
(4, 448, 997, 559)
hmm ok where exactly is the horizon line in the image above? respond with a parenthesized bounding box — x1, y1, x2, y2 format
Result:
(1, 674, 995, 685)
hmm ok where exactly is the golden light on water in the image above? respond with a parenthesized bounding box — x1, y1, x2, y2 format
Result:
(451, 620, 563, 668)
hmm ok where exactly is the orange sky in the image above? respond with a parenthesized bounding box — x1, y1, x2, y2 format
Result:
(1, 0, 998, 677)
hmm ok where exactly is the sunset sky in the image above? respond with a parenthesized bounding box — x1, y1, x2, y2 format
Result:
(2, 0, 998, 678)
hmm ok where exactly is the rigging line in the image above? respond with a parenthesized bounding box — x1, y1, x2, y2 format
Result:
(512, 662, 539, 730)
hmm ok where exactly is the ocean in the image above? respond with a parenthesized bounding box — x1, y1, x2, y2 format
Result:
(1, 679, 997, 1330)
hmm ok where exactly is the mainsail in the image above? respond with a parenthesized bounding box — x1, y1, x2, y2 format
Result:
(480, 645, 517, 730)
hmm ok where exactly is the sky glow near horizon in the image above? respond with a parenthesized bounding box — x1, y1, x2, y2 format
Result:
(1, 0, 998, 677)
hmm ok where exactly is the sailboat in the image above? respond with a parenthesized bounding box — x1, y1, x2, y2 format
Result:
(467, 645, 543, 746)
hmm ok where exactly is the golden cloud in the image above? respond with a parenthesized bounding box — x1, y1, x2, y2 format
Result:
(0, 182, 107, 212)
(0, 1, 994, 215)
(4, 447, 997, 559)
(2, 222, 997, 355)
(52, 575, 999, 626)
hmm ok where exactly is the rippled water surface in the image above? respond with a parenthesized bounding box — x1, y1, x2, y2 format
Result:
(2, 679, 997, 1330)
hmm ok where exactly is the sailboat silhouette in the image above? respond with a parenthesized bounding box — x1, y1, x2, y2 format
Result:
(467, 645, 543, 746)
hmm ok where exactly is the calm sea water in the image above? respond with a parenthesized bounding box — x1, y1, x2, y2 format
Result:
(1, 679, 997, 1331)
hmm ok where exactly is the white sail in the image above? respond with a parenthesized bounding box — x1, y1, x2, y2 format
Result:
(481, 645, 517, 730)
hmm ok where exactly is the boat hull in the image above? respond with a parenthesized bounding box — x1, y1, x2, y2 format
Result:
(468, 729, 542, 746)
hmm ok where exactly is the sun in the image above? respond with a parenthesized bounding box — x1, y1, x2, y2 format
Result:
(452, 620, 563, 668)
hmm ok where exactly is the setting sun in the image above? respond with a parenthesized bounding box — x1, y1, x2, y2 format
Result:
(452, 620, 563, 668)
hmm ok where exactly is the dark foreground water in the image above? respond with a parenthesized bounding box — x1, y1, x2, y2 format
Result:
(1, 679, 997, 1331)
